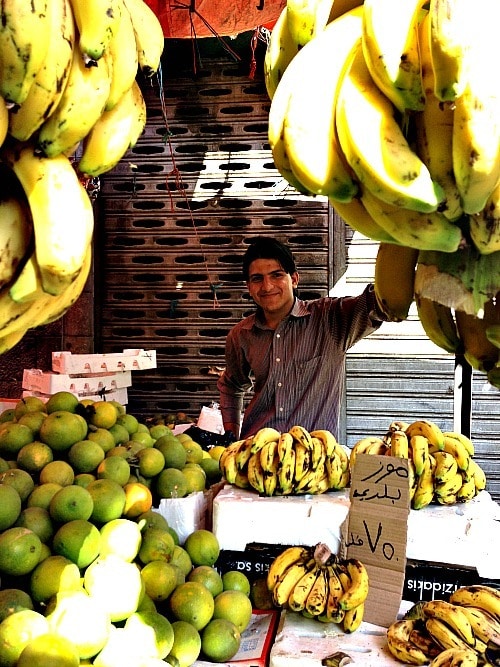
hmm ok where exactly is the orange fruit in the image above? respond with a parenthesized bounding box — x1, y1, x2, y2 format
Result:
(169, 581, 215, 631)
(0, 468, 35, 502)
(99, 518, 142, 562)
(26, 482, 63, 510)
(154, 436, 187, 470)
(49, 484, 94, 523)
(109, 400, 126, 416)
(39, 460, 75, 486)
(221, 570, 251, 596)
(136, 509, 170, 532)
(96, 456, 131, 486)
(155, 467, 188, 499)
(74, 473, 96, 488)
(45, 391, 80, 414)
(167, 620, 202, 667)
(182, 440, 204, 464)
(122, 481, 153, 518)
(0, 422, 34, 457)
(107, 423, 130, 445)
(16, 412, 47, 438)
(181, 464, 206, 493)
(68, 439, 105, 473)
(87, 427, 116, 453)
(212, 589, 252, 632)
(0, 608, 50, 666)
(0, 589, 34, 623)
(184, 529, 220, 567)
(16, 631, 80, 667)
(16, 441, 53, 474)
(199, 456, 223, 485)
(39, 411, 86, 451)
(137, 526, 175, 565)
(209, 445, 226, 462)
(200, 618, 241, 662)
(123, 610, 174, 660)
(88, 401, 118, 429)
(86, 478, 127, 524)
(116, 413, 139, 435)
(13, 396, 47, 419)
(188, 565, 224, 597)
(0, 482, 22, 530)
(140, 560, 179, 602)
(0, 527, 42, 576)
(136, 447, 165, 478)
(29, 555, 82, 604)
(52, 519, 101, 569)
(14, 506, 54, 543)
(149, 424, 171, 440)
(130, 430, 155, 448)
(83, 555, 145, 623)
(169, 545, 193, 578)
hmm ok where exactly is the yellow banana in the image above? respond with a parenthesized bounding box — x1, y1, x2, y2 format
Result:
(320, 564, 344, 622)
(247, 452, 266, 494)
(272, 558, 314, 607)
(410, 434, 430, 477)
(449, 585, 500, 619)
(412, 455, 436, 510)
(470, 181, 500, 255)
(309, 437, 327, 469)
(467, 459, 487, 493)
(285, 0, 336, 48)
(349, 436, 385, 470)
(0, 195, 33, 292)
(365, 439, 390, 456)
(361, 0, 425, 113)
(8, 0, 76, 142)
(330, 196, 401, 244)
(389, 429, 409, 459)
(415, 295, 461, 354)
(235, 436, 254, 471)
(455, 305, 499, 374)
(8, 251, 43, 304)
(1, 144, 94, 297)
(310, 430, 337, 458)
(218, 442, 240, 484)
(288, 425, 314, 450)
(389, 420, 411, 433)
(439, 434, 471, 472)
(455, 473, 477, 503)
(459, 605, 500, 645)
(37, 47, 112, 158)
(282, 8, 362, 201)
(104, 0, 139, 110)
(234, 470, 251, 490)
(0, 98, 7, 147)
(415, 10, 463, 222)
(260, 439, 279, 473)
(360, 187, 464, 253)
(338, 558, 369, 611)
(305, 565, 328, 616)
(406, 419, 445, 451)
(68, 0, 121, 63)
(0, 324, 30, 355)
(251, 427, 282, 454)
(266, 545, 311, 590)
(428, 0, 470, 102)
(123, 0, 165, 77)
(433, 451, 459, 484)
(325, 454, 343, 490)
(335, 41, 445, 214)
(428, 648, 478, 667)
(0, 0, 51, 104)
(78, 80, 146, 177)
(374, 242, 418, 322)
(422, 599, 476, 647)
(409, 627, 442, 660)
(277, 431, 294, 461)
(287, 560, 321, 612)
(425, 617, 476, 652)
(263, 6, 300, 101)
(386, 619, 429, 665)
(293, 441, 311, 483)
(295, 459, 326, 493)
(343, 602, 364, 633)
(278, 450, 296, 494)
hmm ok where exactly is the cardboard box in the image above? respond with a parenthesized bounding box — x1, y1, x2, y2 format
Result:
(52, 349, 156, 374)
(22, 369, 132, 395)
(195, 610, 280, 667)
(215, 544, 288, 584)
(22, 386, 129, 405)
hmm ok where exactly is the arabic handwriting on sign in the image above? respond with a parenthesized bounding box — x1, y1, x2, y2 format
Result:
(362, 460, 409, 484)
(351, 485, 402, 504)
(346, 520, 396, 561)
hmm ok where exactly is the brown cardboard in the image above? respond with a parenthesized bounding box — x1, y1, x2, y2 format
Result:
(345, 454, 410, 627)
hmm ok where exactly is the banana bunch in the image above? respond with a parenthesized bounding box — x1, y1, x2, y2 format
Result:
(386, 585, 500, 666)
(349, 419, 487, 510)
(264, 0, 500, 385)
(0, 0, 164, 355)
(219, 425, 350, 496)
(266, 542, 369, 632)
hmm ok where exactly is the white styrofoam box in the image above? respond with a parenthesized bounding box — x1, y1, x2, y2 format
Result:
(213, 485, 351, 554)
(52, 349, 157, 374)
(0, 399, 17, 414)
(213, 486, 500, 578)
(155, 491, 208, 545)
(270, 602, 414, 667)
(22, 386, 129, 405)
(22, 369, 132, 395)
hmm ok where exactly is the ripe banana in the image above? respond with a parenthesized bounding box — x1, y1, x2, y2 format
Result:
(389, 429, 410, 459)
(433, 451, 459, 484)
(321, 564, 344, 622)
(288, 425, 314, 450)
(360, 187, 464, 253)
(336, 42, 445, 214)
(288, 560, 321, 612)
(412, 455, 436, 510)
(310, 430, 337, 458)
(406, 419, 445, 451)
(282, 8, 362, 201)
(68, 0, 121, 63)
(428, 647, 478, 667)
(104, 0, 138, 111)
(235, 436, 254, 471)
(455, 303, 500, 374)
(263, 462, 279, 496)
(37, 47, 112, 158)
(78, 80, 147, 177)
(218, 441, 240, 484)
(278, 446, 296, 495)
(277, 431, 294, 460)
(285, 0, 335, 48)
(449, 585, 500, 619)
(0, 98, 7, 147)
(305, 564, 329, 616)
(1, 144, 94, 297)
(361, 0, 425, 113)
(350, 436, 385, 469)
(422, 599, 476, 647)
(325, 453, 343, 490)
(330, 196, 402, 244)
(343, 602, 365, 633)
(374, 242, 418, 322)
(251, 427, 282, 454)
(123, 0, 165, 77)
(386, 619, 429, 665)
(470, 181, 500, 255)
(8, 0, 76, 142)
(272, 557, 315, 607)
(444, 430, 475, 457)
(467, 459, 487, 493)
(409, 627, 442, 659)
(293, 441, 311, 483)
(0, 195, 33, 291)
(338, 558, 369, 611)
(428, 0, 470, 102)
(439, 435, 471, 472)
(0, 0, 51, 104)
(263, 6, 300, 101)
(410, 434, 430, 477)
(266, 545, 311, 590)
(309, 437, 326, 469)
(415, 10, 463, 223)
(425, 616, 475, 652)
(415, 295, 461, 354)
(459, 605, 500, 645)
(247, 452, 266, 494)
(260, 439, 279, 473)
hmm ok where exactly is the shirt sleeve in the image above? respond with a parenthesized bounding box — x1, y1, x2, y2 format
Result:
(216, 328, 253, 433)
(330, 283, 388, 350)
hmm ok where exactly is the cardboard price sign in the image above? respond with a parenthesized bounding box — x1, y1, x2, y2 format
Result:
(345, 454, 410, 627)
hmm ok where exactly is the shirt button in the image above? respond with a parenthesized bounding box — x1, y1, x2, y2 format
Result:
(278, 382, 282, 387)
(279, 407, 284, 412)
(276, 334, 280, 338)
(276, 358, 280, 363)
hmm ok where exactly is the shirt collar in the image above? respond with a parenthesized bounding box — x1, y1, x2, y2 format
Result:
(243, 298, 310, 330)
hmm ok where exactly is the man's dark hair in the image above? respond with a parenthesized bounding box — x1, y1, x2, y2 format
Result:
(242, 237, 297, 281)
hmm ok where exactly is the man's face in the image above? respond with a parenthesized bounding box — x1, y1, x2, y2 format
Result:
(246, 258, 299, 321)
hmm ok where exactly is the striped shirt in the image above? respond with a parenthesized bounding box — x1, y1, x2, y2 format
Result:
(217, 284, 386, 440)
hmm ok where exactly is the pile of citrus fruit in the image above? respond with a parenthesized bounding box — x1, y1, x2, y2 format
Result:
(0, 392, 248, 667)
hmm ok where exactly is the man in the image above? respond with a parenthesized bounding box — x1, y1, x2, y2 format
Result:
(217, 236, 388, 440)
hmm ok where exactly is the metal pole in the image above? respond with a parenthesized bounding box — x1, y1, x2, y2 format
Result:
(454, 353, 472, 437)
